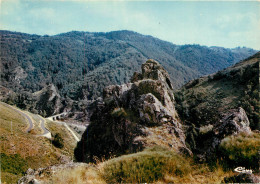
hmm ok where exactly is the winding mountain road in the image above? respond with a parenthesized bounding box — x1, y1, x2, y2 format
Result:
(1, 102, 34, 133)
(38, 115, 52, 139)
(2, 102, 79, 141)
(1, 102, 51, 138)
(22, 112, 34, 133)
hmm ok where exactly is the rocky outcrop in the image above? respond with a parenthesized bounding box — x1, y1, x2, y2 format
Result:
(1, 83, 64, 117)
(197, 107, 252, 161)
(18, 162, 88, 184)
(213, 107, 251, 140)
(34, 84, 62, 116)
(75, 59, 191, 162)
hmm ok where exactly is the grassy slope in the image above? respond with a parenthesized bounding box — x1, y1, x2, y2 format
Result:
(0, 102, 76, 184)
(175, 52, 260, 130)
(34, 146, 233, 184)
(24, 140, 260, 183)
(219, 132, 260, 170)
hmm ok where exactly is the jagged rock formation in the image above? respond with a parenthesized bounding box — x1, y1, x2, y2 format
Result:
(33, 84, 62, 116)
(75, 59, 191, 162)
(197, 107, 252, 161)
(215, 107, 251, 137)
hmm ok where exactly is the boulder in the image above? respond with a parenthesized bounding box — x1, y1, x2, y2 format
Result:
(197, 107, 252, 161)
(75, 59, 191, 162)
(18, 163, 88, 184)
(214, 107, 251, 137)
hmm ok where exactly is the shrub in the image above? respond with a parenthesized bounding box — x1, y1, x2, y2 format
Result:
(101, 146, 191, 183)
(219, 132, 260, 169)
(52, 133, 64, 148)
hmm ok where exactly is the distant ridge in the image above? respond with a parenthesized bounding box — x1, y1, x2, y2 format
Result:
(0, 30, 257, 116)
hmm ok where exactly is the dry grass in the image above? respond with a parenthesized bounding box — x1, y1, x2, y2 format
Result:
(139, 123, 184, 152)
(46, 165, 106, 184)
(0, 102, 28, 133)
(219, 132, 260, 169)
(0, 102, 76, 184)
(156, 163, 233, 184)
(99, 146, 192, 183)
(37, 146, 234, 184)
(99, 146, 234, 184)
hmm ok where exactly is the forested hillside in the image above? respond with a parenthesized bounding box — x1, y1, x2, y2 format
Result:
(175, 52, 260, 158)
(0, 30, 257, 105)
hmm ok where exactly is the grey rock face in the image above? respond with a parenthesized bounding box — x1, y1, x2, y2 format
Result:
(197, 107, 252, 161)
(35, 84, 62, 116)
(131, 59, 174, 90)
(214, 107, 251, 137)
(75, 59, 191, 162)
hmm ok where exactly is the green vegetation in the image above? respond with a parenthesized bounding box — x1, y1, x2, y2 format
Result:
(0, 153, 27, 175)
(175, 52, 259, 132)
(1, 30, 256, 115)
(52, 133, 64, 148)
(219, 132, 260, 169)
(0, 102, 76, 183)
(36, 146, 233, 184)
(101, 146, 191, 183)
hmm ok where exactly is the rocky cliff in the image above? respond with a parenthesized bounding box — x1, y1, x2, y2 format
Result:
(34, 84, 64, 116)
(2, 84, 64, 117)
(74, 59, 191, 162)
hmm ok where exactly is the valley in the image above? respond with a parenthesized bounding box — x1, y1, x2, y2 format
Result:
(11, 54, 260, 184)
(0, 31, 259, 184)
(1, 0, 260, 183)
(0, 30, 257, 119)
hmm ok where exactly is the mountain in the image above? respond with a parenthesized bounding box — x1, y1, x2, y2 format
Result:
(174, 52, 260, 159)
(71, 57, 259, 183)
(11, 55, 260, 184)
(75, 54, 259, 162)
(0, 30, 257, 105)
(175, 51, 259, 130)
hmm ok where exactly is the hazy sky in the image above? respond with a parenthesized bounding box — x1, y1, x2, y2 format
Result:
(1, 0, 260, 49)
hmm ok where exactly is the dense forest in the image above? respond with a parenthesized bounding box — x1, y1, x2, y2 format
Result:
(0, 30, 257, 116)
